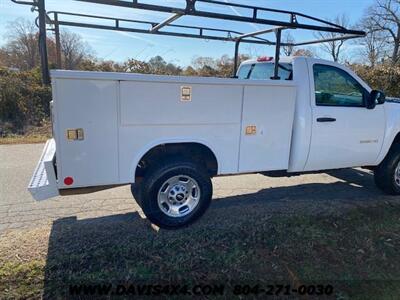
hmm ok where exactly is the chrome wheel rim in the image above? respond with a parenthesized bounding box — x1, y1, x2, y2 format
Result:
(395, 162, 400, 187)
(157, 175, 201, 218)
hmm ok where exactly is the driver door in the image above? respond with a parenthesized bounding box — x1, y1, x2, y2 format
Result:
(304, 62, 385, 171)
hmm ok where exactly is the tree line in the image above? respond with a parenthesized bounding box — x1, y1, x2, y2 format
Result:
(1, 0, 400, 136)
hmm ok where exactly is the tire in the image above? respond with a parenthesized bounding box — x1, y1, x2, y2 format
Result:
(139, 159, 212, 229)
(374, 143, 400, 195)
(130, 183, 142, 206)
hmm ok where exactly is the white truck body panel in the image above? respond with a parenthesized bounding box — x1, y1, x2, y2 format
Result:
(50, 71, 296, 189)
(118, 80, 243, 181)
(287, 57, 314, 172)
(375, 102, 400, 165)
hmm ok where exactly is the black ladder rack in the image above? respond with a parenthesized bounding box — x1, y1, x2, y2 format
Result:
(11, 0, 366, 85)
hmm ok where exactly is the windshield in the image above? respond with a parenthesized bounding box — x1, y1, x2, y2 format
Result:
(238, 62, 293, 80)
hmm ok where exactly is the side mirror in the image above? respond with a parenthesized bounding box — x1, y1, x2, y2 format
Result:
(367, 90, 386, 109)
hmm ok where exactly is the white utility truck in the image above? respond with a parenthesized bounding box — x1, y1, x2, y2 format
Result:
(28, 56, 399, 228)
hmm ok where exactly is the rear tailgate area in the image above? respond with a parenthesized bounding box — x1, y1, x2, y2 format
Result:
(28, 139, 59, 200)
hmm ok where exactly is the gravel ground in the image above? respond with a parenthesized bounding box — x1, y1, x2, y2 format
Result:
(1, 143, 399, 233)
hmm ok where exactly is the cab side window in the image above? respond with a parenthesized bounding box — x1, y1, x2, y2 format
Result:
(313, 64, 366, 107)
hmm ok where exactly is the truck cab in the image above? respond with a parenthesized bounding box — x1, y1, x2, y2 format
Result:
(238, 56, 389, 173)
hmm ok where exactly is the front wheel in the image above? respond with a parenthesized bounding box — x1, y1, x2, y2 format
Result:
(139, 159, 212, 229)
(374, 144, 400, 195)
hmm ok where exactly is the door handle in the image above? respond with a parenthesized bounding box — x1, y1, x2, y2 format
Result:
(317, 117, 336, 123)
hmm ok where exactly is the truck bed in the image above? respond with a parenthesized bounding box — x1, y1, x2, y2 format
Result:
(50, 70, 297, 189)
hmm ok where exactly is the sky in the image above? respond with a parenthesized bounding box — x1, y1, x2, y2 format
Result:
(0, 0, 375, 66)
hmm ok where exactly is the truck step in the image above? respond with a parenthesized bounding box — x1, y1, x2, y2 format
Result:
(28, 139, 59, 201)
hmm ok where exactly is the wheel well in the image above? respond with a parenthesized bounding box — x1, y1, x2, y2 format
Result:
(385, 132, 400, 157)
(135, 143, 218, 180)
(392, 132, 400, 147)
(363, 132, 400, 170)
(378, 132, 400, 166)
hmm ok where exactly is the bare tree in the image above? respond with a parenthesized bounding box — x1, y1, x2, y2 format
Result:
(0, 19, 89, 70)
(145, 56, 182, 75)
(123, 58, 151, 74)
(243, 45, 261, 59)
(314, 14, 350, 62)
(60, 30, 92, 69)
(191, 56, 218, 77)
(363, 0, 400, 65)
(281, 32, 295, 56)
(358, 17, 387, 66)
(2, 19, 40, 70)
(293, 48, 315, 57)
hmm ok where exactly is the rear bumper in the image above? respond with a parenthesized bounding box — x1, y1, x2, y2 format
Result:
(28, 139, 59, 201)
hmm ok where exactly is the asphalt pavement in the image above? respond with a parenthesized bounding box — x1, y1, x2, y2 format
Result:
(1, 143, 399, 233)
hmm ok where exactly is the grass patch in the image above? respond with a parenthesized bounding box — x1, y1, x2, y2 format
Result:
(1, 203, 400, 299)
(0, 123, 51, 145)
(0, 134, 50, 145)
(0, 261, 45, 299)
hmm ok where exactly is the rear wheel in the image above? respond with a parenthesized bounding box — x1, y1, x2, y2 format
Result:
(138, 159, 212, 229)
(374, 144, 400, 195)
(130, 183, 142, 205)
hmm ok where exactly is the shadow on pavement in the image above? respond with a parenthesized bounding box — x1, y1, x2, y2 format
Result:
(43, 168, 388, 299)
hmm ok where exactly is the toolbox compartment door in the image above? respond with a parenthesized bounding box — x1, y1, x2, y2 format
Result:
(239, 85, 296, 173)
(54, 79, 119, 188)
